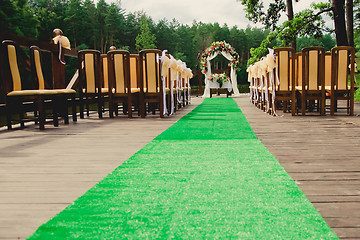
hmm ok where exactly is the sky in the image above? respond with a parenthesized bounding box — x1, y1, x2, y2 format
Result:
(116, 0, 330, 29)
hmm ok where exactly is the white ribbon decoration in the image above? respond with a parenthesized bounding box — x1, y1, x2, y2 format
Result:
(169, 54, 177, 115)
(247, 64, 253, 103)
(160, 50, 169, 115)
(266, 48, 280, 116)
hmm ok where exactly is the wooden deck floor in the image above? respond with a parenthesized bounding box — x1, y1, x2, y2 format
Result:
(0, 100, 201, 240)
(235, 96, 360, 240)
(0, 96, 359, 239)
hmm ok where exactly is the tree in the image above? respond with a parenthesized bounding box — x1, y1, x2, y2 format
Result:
(238, 0, 354, 48)
(105, 2, 126, 49)
(332, 0, 348, 46)
(346, 0, 354, 47)
(135, 15, 156, 51)
(96, 0, 108, 53)
(1, 0, 39, 37)
(64, 0, 84, 48)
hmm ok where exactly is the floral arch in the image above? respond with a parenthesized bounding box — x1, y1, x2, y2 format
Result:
(200, 41, 241, 98)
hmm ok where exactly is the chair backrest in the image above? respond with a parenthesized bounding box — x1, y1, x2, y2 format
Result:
(331, 46, 355, 91)
(78, 49, 101, 93)
(107, 50, 130, 94)
(295, 53, 302, 87)
(130, 54, 139, 88)
(139, 49, 162, 93)
(2, 40, 22, 92)
(324, 52, 332, 88)
(274, 47, 295, 91)
(101, 54, 109, 89)
(30, 46, 47, 90)
(302, 47, 325, 91)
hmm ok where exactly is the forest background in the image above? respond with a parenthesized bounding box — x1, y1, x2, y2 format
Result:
(0, 0, 359, 86)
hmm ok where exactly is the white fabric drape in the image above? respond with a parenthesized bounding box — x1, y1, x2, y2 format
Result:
(202, 51, 240, 98)
(202, 52, 218, 98)
(221, 51, 240, 96)
(160, 50, 169, 115)
(169, 55, 177, 115)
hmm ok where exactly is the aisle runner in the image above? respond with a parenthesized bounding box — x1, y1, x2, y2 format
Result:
(29, 98, 338, 239)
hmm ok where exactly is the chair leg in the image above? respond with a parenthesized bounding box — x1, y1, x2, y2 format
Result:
(86, 96, 90, 117)
(71, 94, 77, 122)
(37, 96, 45, 130)
(115, 103, 119, 116)
(53, 97, 59, 127)
(109, 96, 114, 118)
(79, 98, 84, 119)
(301, 94, 306, 116)
(330, 94, 335, 115)
(350, 97, 354, 116)
(6, 99, 12, 130)
(98, 98, 103, 118)
(63, 95, 69, 125)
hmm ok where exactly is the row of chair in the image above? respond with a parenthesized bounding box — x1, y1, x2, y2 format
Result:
(1, 40, 192, 130)
(79, 49, 192, 119)
(248, 46, 355, 116)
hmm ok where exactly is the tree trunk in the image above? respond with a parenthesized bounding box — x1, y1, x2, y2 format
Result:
(346, 0, 354, 47)
(286, 0, 296, 50)
(332, 0, 349, 46)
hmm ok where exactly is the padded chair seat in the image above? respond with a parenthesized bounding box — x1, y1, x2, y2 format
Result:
(295, 86, 324, 91)
(142, 87, 170, 93)
(325, 86, 350, 91)
(82, 88, 108, 93)
(131, 88, 140, 93)
(7, 89, 59, 96)
(55, 89, 76, 94)
(268, 86, 293, 92)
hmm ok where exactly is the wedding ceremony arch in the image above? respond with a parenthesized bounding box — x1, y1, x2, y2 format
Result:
(200, 41, 241, 98)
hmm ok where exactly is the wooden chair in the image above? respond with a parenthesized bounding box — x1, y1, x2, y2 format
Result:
(107, 50, 140, 118)
(139, 49, 164, 118)
(298, 47, 326, 115)
(329, 46, 355, 115)
(30, 46, 77, 124)
(2, 40, 59, 130)
(78, 50, 105, 119)
(269, 47, 296, 116)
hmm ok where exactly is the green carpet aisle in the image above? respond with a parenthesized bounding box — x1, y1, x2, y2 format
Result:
(28, 98, 338, 239)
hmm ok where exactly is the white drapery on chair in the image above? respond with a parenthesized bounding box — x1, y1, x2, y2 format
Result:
(202, 51, 240, 98)
(160, 50, 170, 115)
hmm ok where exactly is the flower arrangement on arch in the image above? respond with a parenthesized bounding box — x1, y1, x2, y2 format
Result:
(208, 73, 230, 88)
(200, 41, 240, 74)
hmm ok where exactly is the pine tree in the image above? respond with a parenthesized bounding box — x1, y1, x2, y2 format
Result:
(135, 15, 156, 52)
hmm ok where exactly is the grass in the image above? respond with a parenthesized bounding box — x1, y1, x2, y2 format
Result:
(28, 98, 338, 239)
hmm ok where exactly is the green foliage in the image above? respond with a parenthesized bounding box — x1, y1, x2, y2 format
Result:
(246, 3, 333, 66)
(296, 34, 336, 52)
(355, 88, 360, 101)
(1, 0, 39, 37)
(135, 15, 156, 51)
(239, 0, 286, 30)
(2, 0, 271, 78)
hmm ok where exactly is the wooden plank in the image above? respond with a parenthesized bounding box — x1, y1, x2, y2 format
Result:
(0, 97, 202, 239)
(235, 95, 360, 240)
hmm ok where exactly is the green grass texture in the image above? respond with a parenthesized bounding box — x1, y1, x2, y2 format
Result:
(28, 98, 338, 239)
